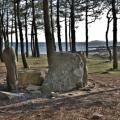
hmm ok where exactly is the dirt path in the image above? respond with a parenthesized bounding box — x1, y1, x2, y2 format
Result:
(0, 63, 120, 120)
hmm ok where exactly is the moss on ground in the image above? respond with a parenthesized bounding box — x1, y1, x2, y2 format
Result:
(17, 55, 48, 70)
(87, 55, 120, 76)
(18, 54, 120, 76)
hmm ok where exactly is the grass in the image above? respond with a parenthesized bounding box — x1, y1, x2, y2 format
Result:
(17, 55, 48, 71)
(108, 69, 120, 76)
(18, 54, 120, 76)
(87, 55, 120, 76)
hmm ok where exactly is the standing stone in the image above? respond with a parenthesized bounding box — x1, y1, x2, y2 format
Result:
(3, 47, 18, 91)
(78, 52, 88, 86)
(42, 52, 88, 93)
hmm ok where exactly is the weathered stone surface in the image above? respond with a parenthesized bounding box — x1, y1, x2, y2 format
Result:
(42, 52, 88, 93)
(18, 70, 45, 89)
(0, 91, 24, 100)
(77, 52, 88, 86)
(117, 103, 120, 110)
(2, 47, 18, 91)
(0, 92, 10, 100)
(26, 85, 41, 91)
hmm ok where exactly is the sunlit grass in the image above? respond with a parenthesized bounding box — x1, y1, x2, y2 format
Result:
(17, 54, 120, 76)
(87, 55, 120, 76)
(17, 55, 48, 71)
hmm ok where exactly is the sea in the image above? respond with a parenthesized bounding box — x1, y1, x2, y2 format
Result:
(11, 42, 120, 55)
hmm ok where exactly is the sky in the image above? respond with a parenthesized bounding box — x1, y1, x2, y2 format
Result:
(60, 13, 120, 42)
(11, 12, 120, 43)
(37, 13, 120, 42)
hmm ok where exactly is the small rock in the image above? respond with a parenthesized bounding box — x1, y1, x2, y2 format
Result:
(0, 91, 24, 100)
(51, 92, 59, 97)
(26, 85, 41, 91)
(0, 92, 10, 100)
(30, 90, 42, 94)
(91, 112, 103, 120)
(117, 103, 120, 110)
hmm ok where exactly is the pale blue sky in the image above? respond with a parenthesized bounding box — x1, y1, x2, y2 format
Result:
(10, 13, 120, 42)
(38, 14, 120, 42)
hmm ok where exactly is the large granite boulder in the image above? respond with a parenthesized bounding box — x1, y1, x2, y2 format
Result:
(42, 52, 88, 93)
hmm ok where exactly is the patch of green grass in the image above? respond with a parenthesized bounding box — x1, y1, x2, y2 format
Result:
(18, 54, 120, 76)
(87, 56, 120, 76)
(107, 68, 120, 76)
(17, 55, 48, 70)
(87, 58, 112, 74)
(26, 55, 48, 67)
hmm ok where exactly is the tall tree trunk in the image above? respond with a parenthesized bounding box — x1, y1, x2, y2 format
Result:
(65, 2, 68, 52)
(0, 31, 3, 62)
(112, 0, 118, 69)
(31, 21, 34, 56)
(85, 0, 88, 57)
(0, 12, 3, 62)
(11, 15, 13, 47)
(6, 8, 9, 44)
(71, 0, 76, 52)
(32, 0, 40, 57)
(50, 0, 56, 50)
(69, 17, 72, 51)
(34, 23, 40, 57)
(3, 26, 6, 42)
(17, 0, 29, 68)
(25, 0, 29, 57)
(57, 0, 62, 52)
(43, 0, 55, 66)
(0, 39, 3, 62)
(106, 9, 112, 61)
(31, 21, 36, 57)
(14, 0, 18, 61)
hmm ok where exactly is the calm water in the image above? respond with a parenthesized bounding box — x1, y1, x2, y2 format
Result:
(11, 42, 119, 55)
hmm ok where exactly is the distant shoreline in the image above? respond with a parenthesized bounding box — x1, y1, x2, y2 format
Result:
(5, 41, 120, 55)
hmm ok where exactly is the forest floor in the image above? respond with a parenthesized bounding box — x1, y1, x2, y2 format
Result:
(0, 55, 120, 120)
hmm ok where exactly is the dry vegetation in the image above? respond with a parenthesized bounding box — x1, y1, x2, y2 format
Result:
(0, 55, 120, 120)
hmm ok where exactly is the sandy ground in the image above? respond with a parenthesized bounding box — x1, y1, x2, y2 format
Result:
(0, 62, 120, 120)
